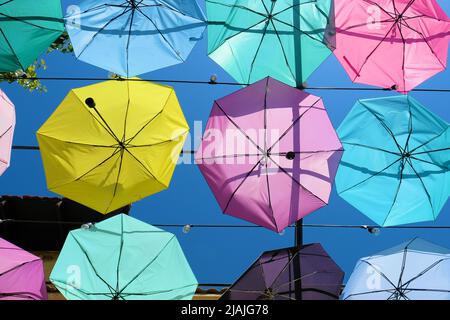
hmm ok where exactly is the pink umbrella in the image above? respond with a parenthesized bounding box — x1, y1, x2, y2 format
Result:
(195, 77, 343, 233)
(334, 0, 450, 93)
(0, 237, 47, 300)
(0, 90, 15, 175)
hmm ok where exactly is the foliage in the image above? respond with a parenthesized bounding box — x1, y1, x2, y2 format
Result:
(0, 32, 73, 93)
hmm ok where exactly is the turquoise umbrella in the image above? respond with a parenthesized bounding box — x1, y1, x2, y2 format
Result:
(336, 96, 450, 226)
(0, 0, 64, 71)
(206, 0, 335, 87)
(50, 214, 198, 300)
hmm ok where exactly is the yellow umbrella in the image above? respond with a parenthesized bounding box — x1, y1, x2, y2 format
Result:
(37, 80, 189, 214)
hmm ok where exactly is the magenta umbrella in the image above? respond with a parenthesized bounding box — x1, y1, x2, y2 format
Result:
(0, 90, 15, 175)
(334, 0, 450, 93)
(0, 237, 47, 300)
(195, 77, 343, 233)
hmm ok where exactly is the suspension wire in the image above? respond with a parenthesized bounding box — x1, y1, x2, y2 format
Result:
(3, 75, 450, 92)
(1, 218, 450, 230)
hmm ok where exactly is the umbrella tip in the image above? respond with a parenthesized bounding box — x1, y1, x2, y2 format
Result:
(85, 97, 96, 108)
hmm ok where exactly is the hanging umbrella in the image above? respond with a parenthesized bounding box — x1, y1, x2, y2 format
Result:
(65, 0, 206, 77)
(336, 95, 450, 226)
(221, 244, 344, 300)
(50, 214, 198, 300)
(0, 90, 14, 176)
(37, 79, 189, 214)
(195, 77, 343, 232)
(334, 0, 450, 93)
(0, 0, 64, 72)
(0, 237, 47, 300)
(206, 0, 335, 87)
(343, 238, 450, 300)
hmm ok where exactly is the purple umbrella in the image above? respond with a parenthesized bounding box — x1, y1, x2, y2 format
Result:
(220, 244, 344, 300)
(196, 77, 343, 232)
(0, 237, 47, 300)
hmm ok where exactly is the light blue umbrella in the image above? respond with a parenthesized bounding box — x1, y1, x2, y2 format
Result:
(342, 238, 450, 300)
(50, 214, 198, 300)
(336, 95, 450, 226)
(65, 0, 206, 77)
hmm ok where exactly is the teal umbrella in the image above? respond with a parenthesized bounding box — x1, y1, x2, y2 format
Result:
(336, 96, 450, 226)
(206, 0, 335, 87)
(0, 0, 64, 72)
(50, 214, 198, 300)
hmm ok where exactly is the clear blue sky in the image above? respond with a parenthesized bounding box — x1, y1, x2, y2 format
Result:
(1, 0, 450, 285)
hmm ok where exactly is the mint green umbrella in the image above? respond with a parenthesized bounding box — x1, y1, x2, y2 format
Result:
(0, 0, 64, 71)
(50, 214, 198, 300)
(206, 0, 335, 86)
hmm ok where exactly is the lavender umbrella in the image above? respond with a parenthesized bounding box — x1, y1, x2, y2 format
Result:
(220, 244, 344, 300)
(0, 237, 47, 300)
(196, 77, 343, 232)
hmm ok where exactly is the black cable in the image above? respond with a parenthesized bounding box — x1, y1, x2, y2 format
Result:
(1, 218, 450, 230)
(4, 75, 450, 92)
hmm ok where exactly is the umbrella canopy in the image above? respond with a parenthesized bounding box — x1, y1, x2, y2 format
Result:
(221, 244, 344, 300)
(336, 95, 450, 226)
(343, 238, 450, 300)
(334, 0, 450, 93)
(0, 90, 14, 175)
(196, 77, 343, 232)
(65, 0, 206, 77)
(0, 0, 64, 72)
(206, 0, 335, 87)
(0, 237, 47, 300)
(37, 80, 189, 214)
(50, 214, 198, 300)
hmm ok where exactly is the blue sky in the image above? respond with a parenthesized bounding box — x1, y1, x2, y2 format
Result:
(1, 0, 450, 285)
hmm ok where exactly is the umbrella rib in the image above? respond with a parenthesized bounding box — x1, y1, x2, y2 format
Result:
(0, 27, 24, 70)
(215, 100, 264, 153)
(399, 18, 447, 69)
(208, 17, 268, 56)
(360, 260, 399, 289)
(247, 20, 271, 84)
(268, 98, 322, 152)
(123, 148, 166, 187)
(51, 280, 115, 299)
(263, 78, 279, 231)
(271, 17, 328, 45)
(338, 158, 402, 195)
(36, 134, 118, 149)
(72, 147, 122, 183)
(397, 19, 407, 92)
(267, 18, 297, 82)
(397, 239, 416, 288)
(105, 148, 125, 215)
(135, 6, 184, 61)
(76, 6, 133, 59)
(206, 0, 267, 18)
(413, 147, 450, 156)
(402, 258, 450, 288)
(0, 259, 41, 279)
(409, 155, 448, 171)
(120, 285, 198, 298)
(70, 234, 116, 294)
(198, 153, 262, 162)
(272, 1, 323, 18)
(222, 158, 264, 213)
(115, 214, 125, 293)
(358, 100, 404, 153)
(409, 126, 449, 154)
(0, 13, 63, 33)
(127, 131, 188, 148)
(344, 289, 397, 300)
(268, 156, 328, 205)
(0, 125, 12, 139)
(342, 142, 401, 156)
(269, 250, 301, 290)
(125, 90, 173, 145)
(117, 236, 176, 295)
(381, 159, 406, 226)
(405, 157, 436, 219)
